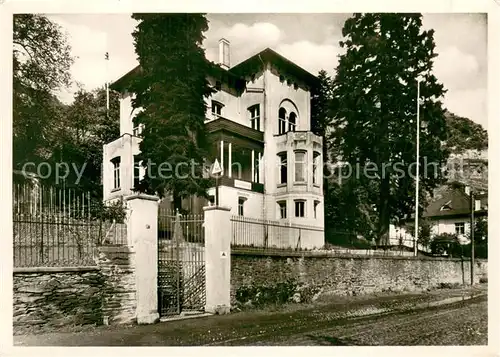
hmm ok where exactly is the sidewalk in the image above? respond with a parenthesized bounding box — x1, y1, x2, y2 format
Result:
(14, 284, 487, 346)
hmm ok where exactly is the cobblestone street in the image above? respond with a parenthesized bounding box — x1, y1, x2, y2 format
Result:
(14, 286, 487, 346)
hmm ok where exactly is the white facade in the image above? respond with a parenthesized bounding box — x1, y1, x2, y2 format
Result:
(429, 218, 471, 244)
(103, 43, 324, 248)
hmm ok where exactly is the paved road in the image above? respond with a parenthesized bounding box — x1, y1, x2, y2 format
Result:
(15, 294, 487, 346)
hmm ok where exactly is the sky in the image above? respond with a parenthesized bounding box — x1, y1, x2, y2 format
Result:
(47, 13, 488, 129)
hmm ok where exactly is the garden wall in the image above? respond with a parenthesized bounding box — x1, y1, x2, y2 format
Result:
(13, 267, 104, 330)
(13, 246, 138, 332)
(230, 250, 488, 307)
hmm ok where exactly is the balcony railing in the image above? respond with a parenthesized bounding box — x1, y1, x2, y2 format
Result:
(217, 175, 264, 193)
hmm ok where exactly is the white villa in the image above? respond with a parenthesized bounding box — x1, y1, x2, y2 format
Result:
(102, 39, 325, 243)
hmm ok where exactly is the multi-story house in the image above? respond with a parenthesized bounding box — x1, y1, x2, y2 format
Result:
(102, 39, 324, 240)
(389, 185, 488, 249)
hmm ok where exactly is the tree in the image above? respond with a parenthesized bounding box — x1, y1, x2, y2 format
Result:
(473, 216, 488, 244)
(430, 233, 461, 257)
(325, 177, 378, 243)
(129, 14, 214, 209)
(330, 13, 449, 244)
(406, 217, 432, 250)
(13, 14, 73, 168)
(311, 70, 334, 155)
(50, 87, 120, 196)
(472, 216, 488, 258)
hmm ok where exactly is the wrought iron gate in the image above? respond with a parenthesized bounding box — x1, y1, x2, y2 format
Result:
(158, 209, 206, 316)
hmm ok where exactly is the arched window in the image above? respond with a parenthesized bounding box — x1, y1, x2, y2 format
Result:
(278, 99, 299, 135)
(278, 107, 287, 135)
(288, 112, 297, 132)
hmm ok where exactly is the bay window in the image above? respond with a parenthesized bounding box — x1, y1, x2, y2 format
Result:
(294, 151, 306, 182)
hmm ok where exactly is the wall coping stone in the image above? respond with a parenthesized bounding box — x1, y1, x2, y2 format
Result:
(98, 245, 135, 253)
(203, 205, 231, 212)
(14, 266, 99, 274)
(124, 193, 159, 202)
(231, 249, 487, 263)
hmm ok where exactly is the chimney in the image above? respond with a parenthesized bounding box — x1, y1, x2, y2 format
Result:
(464, 186, 471, 196)
(218, 38, 230, 69)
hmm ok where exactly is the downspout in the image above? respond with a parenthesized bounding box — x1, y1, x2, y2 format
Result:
(258, 54, 267, 221)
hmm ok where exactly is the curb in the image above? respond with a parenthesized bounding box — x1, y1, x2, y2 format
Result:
(160, 312, 213, 323)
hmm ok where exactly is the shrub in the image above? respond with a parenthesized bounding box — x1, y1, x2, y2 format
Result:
(430, 233, 462, 257)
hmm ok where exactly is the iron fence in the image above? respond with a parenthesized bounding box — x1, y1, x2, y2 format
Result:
(13, 184, 127, 267)
(158, 207, 204, 244)
(231, 215, 324, 251)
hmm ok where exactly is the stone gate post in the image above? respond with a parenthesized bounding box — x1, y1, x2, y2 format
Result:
(125, 193, 160, 324)
(203, 205, 231, 314)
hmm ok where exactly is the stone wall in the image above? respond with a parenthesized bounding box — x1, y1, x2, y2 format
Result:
(97, 246, 137, 325)
(231, 251, 488, 307)
(13, 267, 104, 329)
(13, 246, 139, 330)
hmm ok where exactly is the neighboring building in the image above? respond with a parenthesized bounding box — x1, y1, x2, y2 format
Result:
(423, 187, 487, 244)
(389, 186, 488, 248)
(102, 39, 324, 243)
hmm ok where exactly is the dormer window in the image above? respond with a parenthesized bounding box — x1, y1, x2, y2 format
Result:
(440, 200, 452, 211)
(248, 104, 260, 131)
(211, 100, 224, 118)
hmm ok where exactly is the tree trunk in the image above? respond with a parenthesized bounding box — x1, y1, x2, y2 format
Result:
(173, 192, 182, 212)
(377, 176, 390, 246)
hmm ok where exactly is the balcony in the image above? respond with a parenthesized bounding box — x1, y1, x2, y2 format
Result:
(274, 130, 322, 145)
(206, 116, 264, 144)
(217, 175, 264, 193)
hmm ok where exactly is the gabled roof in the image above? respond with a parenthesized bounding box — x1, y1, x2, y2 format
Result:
(423, 188, 488, 218)
(110, 47, 318, 93)
(110, 65, 142, 92)
(229, 47, 319, 88)
(110, 60, 246, 93)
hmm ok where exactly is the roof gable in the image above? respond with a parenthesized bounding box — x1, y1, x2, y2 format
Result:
(424, 189, 472, 218)
(229, 48, 318, 90)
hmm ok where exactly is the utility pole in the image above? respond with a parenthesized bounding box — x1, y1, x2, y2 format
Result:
(470, 191, 475, 285)
(414, 78, 421, 257)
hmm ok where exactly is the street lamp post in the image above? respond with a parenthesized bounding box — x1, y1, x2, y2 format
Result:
(414, 79, 421, 257)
